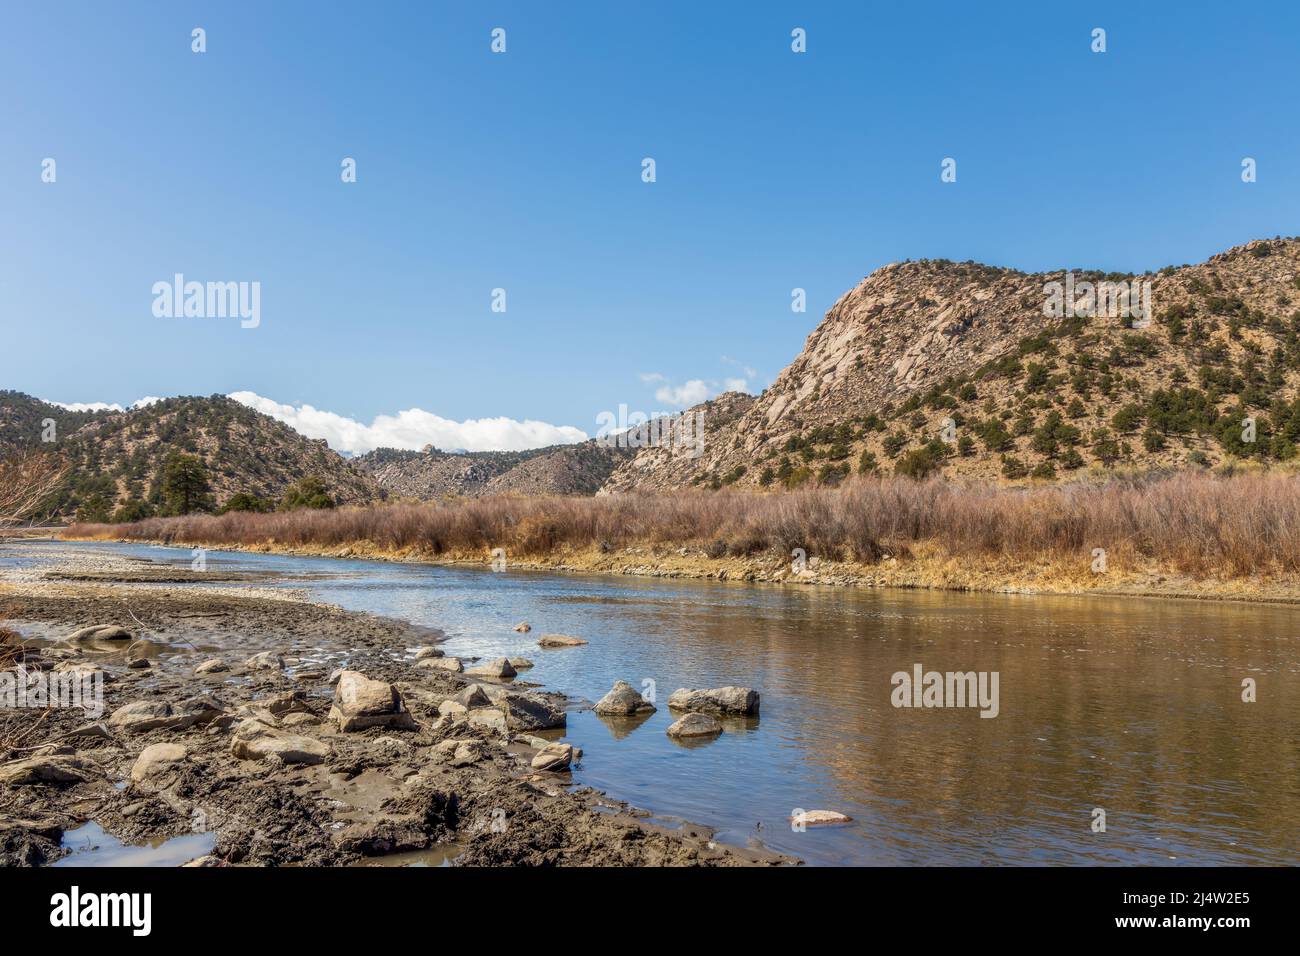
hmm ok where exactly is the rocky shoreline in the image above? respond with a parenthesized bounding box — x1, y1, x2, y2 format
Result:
(0, 545, 794, 867)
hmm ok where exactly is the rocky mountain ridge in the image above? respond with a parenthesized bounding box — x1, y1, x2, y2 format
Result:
(602, 236, 1300, 490)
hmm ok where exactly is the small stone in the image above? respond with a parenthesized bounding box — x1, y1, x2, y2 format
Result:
(791, 810, 853, 827)
(594, 680, 656, 716)
(126, 658, 151, 670)
(530, 742, 576, 772)
(413, 646, 444, 661)
(52, 661, 112, 682)
(508, 657, 534, 669)
(464, 657, 517, 679)
(195, 659, 229, 675)
(513, 622, 531, 633)
(666, 713, 723, 739)
(416, 656, 463, 673)
(537, 634, 587, 648)
(243, 651, 285, 672)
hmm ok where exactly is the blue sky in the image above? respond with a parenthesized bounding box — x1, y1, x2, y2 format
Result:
(2, 1, 1297, 452)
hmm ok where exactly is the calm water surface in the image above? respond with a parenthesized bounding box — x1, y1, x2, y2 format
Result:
(7, 540, 1298, 866)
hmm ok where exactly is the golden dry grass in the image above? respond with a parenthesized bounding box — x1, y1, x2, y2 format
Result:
(66, 471, 1300, 580)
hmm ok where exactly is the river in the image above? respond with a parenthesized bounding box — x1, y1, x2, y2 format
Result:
(5, 540, 1298, 866)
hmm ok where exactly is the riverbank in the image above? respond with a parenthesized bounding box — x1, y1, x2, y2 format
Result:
(61, 531, 1300, 606)
(62, 472, 1300, 604)
(0, 546, 794, 867)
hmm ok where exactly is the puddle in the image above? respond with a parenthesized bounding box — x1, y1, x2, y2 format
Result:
(52, 822, 216, 867)
(356, 843, 463, 867)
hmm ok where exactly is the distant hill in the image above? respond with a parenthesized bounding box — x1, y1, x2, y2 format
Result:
(598, 236, 1300, 490)
(0, 392, 380, 517)
(354, 440, 633, 499)
(0, 391, 108, 455)
(597, 391, 756, 493)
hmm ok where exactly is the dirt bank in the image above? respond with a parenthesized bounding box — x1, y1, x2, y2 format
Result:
(0, 546, 793, 867)
(64, 532, 1300, 606)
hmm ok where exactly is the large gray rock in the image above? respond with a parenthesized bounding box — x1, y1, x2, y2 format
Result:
(413, 646, 444, 661)
(453, 684, 493, 708)
(108, 697, 227, 733)
(667, 686, 760, 716)
(438, 684, 494, 718)
(230, 720, 330, 764)
(131, 743, 188, 782)
(107, 701, 179, 733)
(329, 671, 417, 732)
(666, 713, 723, 738)
(496, 690, 566, 731)
(594, 680, 656, 716)
(464, 657, 517, 679)
(466, 708, 508, 733)
(416, 656, 463, 673)
(0, 754, 94, 787)
(67, 625, 132, 642)
(530, 742, 576, 772)
(175, 695, 227, 727)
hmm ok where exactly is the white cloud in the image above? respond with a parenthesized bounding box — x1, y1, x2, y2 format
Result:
(649, 376, 754, 408)
(654, 379, 712, 407)
(46, 397, 160, 413)
(721, 355, 757, 379)
(48, 401, 124, 413)
(228, 391, 587, 455)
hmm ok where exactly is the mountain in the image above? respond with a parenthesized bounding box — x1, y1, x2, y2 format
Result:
(0, 391, 110, 455)
(597, 391, 756, 493)
(599, 236, 1300, 490)
(0, 392, 380, 517)
(354, 440, 633, 500)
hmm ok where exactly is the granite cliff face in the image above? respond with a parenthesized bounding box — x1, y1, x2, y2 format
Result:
(599, 237, 1300, 490)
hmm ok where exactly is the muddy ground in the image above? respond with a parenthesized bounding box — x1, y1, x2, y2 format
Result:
(0, 544, 793, 867)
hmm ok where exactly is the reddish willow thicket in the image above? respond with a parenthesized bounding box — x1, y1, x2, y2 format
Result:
(68, 471, 1300, 578)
